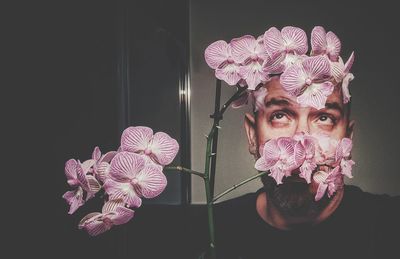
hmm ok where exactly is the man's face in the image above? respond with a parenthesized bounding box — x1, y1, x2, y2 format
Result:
(255, 77, 350, 147)
(245, 76, 353, 218)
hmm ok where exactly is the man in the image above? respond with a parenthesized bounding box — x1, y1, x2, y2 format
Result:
(201, 26, 400, 259)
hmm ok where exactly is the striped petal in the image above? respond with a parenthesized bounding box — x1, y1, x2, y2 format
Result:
(263, 27, 285, 57)
(85, 174, 101, 194)
(342, 73, 354, 103)
(102, 199, 126, 214)
(302, 56, 332, 81)
(100, 151, 118, 164)
(103, 179, 142, 208)
(215, 63, 241, 86)
(296, 82, 334, 110)
(340, 159, 355, 178)
(65, 159, 78, 186)
(277, 137, 296, 160)
(110, 206, 135, 225)
(344, 51, 355, 74)
(95, 161, 111, 182)
(281, 26, 308, 55)
(311, 26, 327, 56)
(134, 164, 167, 199)
(79, 213, 111, 236)
(230, 35, 257, 64)
(204, 40, 230, 69)
(262, 53, 285, 75)
(92, 146, 101, 161)
(326, 31, 341, 61)
(315, 182, 328, 201)
(150, 132, 179, 166)
(263, 139, 281, 167)
(330, 57, 345, 82)
(239, 61, 269, 90)
(109, 152, 145, 182)
(63, 187, 84, 214)
(280, 63, 307, 95)
(299, 160, 317, 184)
(294, 141, 306, 167)
(269, 167, 285, 185)
(335, 138, 353, 161)
(121, 126, 153, 153)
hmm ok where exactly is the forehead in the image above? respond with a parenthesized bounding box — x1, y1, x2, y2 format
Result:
(263, 77, 344, 108)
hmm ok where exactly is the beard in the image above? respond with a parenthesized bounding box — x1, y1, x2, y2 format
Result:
(261, 174, 331, 218)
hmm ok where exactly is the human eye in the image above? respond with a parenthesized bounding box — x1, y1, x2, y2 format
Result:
(315, 114, 337, 127)
(269, 111, 291, 126)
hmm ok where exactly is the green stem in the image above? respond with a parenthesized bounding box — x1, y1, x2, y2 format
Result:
(163, 166, 205, 178)
(212, 171, 267, 203)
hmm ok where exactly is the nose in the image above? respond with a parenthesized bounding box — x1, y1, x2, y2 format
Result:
(295, 116, 310, 134)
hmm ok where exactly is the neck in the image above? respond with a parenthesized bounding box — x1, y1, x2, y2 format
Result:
(256, 187, 344, 230)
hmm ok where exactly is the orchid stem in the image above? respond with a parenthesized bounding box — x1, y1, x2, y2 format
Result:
(212, 171, 267, 203)
(164, 166, 205, 178)
(203, 83, 247, 259)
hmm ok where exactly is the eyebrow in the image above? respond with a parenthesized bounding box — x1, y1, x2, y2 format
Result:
(325, 102, 344, 116)
(264, 98, 344, 116)
(265, 98, 293, 108)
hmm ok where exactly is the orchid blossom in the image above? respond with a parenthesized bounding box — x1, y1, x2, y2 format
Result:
(330, 52, 355, 103)
(78, 200, 135, 236)
(120, 126, 179, 166)
(311, 26, 341, 62)
(280, 55, 334, 110)
(104, 152, 167, 208)
(204, 40, 241, 86)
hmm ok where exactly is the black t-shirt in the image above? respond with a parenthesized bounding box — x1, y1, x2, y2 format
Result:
(212, 185, 400, 259)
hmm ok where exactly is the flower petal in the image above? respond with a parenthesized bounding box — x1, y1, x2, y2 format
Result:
(315, 183, 328, 201)
(281, 26, 308, 55)
(341, 73, 354, 103)
(296, 82, 334, 110)
(239, 61, 269, 90)
(65, 159, 78, 185)
(79, 213, 110, 236)
(63, 187, 84, 214)
(150, 132, 179, 166)
(121, 126, 153, 153)
(280, 63, 307, 95)
(109, 152, 145, 182)
(92, 146, 101, 161)
(110, 206, 135, 225)
(326, 31, 341, 61)
(263, 27, 285, 57)
(204, 40, 230, 69)
(102, 199, 126, 214)
(104, 179, 142, 208)
(344, 51, 355, 74)
(215, 64, 241, 86)
(269, 167, 285, 185)
(330, 57, 345, 82)
(262, 139, 281, 168)
(262, 53, 285, 75)
(299, 160, 317, 184)
(134, 164, 167, 199)
(294, 141, 306, 167)
(302, 56, 332, 81)
(340, 159, 355, 178)
(311, 26, 327, 56)
(95, 162, 111, 182)
(230, 35, 257, 64)
(335, 138, 353, 161)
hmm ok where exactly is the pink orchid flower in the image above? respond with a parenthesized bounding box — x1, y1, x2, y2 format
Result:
(330, 52, 355, 103)
(335, 138, 355, 178)
(63, 159, 101, 214)
(230, 35, 270, 90)
(311, 26, 341, 62)
(255, 137, 304, 184)
(313, 133, 339, 166)
(280, 55, 334, 110)
(263, 26, 308, 73)
(78, 200, 134, 236)
(104, 152, 167, 208)
(91, 146, 117, 183)
(294, 134, 317, 183)
(120, 126, 179, 166)
(204, 40, 241, 86)
(314, 166, 344, 201)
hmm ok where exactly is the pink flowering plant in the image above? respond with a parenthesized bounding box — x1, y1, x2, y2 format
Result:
(64, 25, 356, 259)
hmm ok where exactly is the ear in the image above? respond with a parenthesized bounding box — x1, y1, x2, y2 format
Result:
(346, 120, 355, 139)
(244, 113, 258, 156)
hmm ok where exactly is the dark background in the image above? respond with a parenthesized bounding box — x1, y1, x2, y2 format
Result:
(4, 0, 400, 258)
